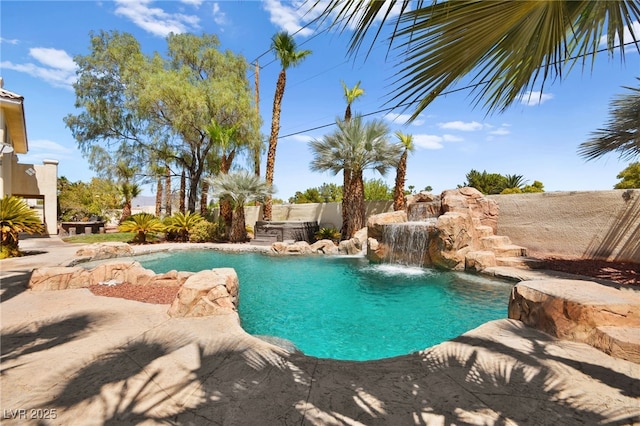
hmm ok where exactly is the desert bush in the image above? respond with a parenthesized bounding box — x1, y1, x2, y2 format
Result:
(189, 220, 221, 243)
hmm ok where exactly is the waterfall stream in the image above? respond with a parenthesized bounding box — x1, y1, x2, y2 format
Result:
(382, 219, 436, 267)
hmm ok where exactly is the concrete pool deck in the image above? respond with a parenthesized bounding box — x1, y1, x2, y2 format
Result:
(1, 237, 639, 425)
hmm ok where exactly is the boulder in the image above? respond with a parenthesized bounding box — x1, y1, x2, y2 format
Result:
(367, 211, 408, 241)
(285, 241, 312, 254)
(428, 212, 473, 270)
(28, 266, 91, 291)
(271, 242, 289, 254)
(366, 237, 386, 263)
(310, 239, 339, 255)
(75, 242, 134, 261)
(28, 262, 194, 291)
(338, 238, 361, 255)
(168, 268, 239, 317)
(464, 251, 497, 272)
(352, 227, 368, 250)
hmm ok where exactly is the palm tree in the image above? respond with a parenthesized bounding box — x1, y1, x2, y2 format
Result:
(313, 1, 639, 119)
(341, 81, 365, 223)
(504, 174, 526, 190)
(118, 213, 164, 244)
(342, 80, 364, 122)
(310, 115, 403, 238)
(263, 31, 312, 221)
(119, 182, 141, 223)
(208, 171, 273, 243)
(393, 131, 415, 211)
(578, 80, 640, 161)
(0, 196, 44, 258)
(163, 211, 205, 242)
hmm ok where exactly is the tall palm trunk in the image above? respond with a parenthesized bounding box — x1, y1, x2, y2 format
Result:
(230, 205, 247, 243)
(165, 164, 172, 216)
(340, 168, 352, 239)
(120, 202, 132, 224)
(155, 176, 163, 217)
(264, 69, 287, 221)
(179, 170, 186, 214)
(393, 151, 408, 211)
(220, 152, 236, 232)
(254, 60, 261, 178)
(348, 169, 366, 238)
(200, 180, 209, 216)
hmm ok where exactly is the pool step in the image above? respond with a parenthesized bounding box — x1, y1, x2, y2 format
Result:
(493, 244, 528, 258)
(480, 235, 512, 249)
(496, 256, 545, 269)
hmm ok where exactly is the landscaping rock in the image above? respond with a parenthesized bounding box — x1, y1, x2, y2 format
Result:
(75, 242, 134, 261)
(168, 268, 239, 317)
(285, 241, 312, 254)
(428, 212, 473, 270)
(310, 239, 339, 254)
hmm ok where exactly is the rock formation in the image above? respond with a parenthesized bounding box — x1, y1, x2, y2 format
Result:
(168, 268, 239, 317)
(367, 187, 528, 272)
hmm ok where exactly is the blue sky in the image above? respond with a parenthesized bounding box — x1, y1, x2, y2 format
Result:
(1, 1, 639, 200)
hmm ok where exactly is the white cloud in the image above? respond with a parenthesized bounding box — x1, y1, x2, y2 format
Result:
(519, 90, 554, 106)
(262, 0, 314, 36)
(180, 0, 202, 6)
(0, 48, 77, 90)
(383, 112, 425, 126)
(413, 134, 444, 150)
(0, 37, 19, 45)
(19, 139, 76, 163)
(442, 134, 463, 142)
(287, 134, 314, 143)
(489, 127, 510, 136)
(438, 120, 484, 132)
(114, 0, 200, 37)
(212, 2, 227, 26)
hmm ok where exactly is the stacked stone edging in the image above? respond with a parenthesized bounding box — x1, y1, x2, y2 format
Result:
(27, 262, 239, 318)
(509, 279, 640, 363)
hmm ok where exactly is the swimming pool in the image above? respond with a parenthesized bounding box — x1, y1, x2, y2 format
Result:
(138, 250, 513, 361)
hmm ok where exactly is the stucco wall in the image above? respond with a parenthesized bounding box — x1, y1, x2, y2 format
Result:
(239, 200, 394, 231)
(487, 190, 640, 262)
(10, 159, 59, 235)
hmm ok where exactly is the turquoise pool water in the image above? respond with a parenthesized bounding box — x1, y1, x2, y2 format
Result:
(138, 250, 512, 361)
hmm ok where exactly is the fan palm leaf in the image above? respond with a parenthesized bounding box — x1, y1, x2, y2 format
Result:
(313, 1, 640, 118)
(0, 196, 44, 258)
(578, 80, 640, 161)
(118, 213, 164, 244)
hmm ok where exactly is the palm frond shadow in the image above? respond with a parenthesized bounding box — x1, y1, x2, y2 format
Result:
(0, 271, 32, 304)
(1, 314, 101, 369)
(33, 325, 640, 425)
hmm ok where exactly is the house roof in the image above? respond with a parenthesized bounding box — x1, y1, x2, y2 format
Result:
(0, 82, 28, 154)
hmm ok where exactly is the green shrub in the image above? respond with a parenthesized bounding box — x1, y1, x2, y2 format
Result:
(0, 195, 44, 258)
(164, 211, 205, 242)
(189, 220, 220, 243)
(315, 227, 341, 243)
(118, 213, 164, 244)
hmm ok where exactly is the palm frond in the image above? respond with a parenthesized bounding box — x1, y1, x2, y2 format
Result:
(313, 0, 640, 118)
(578, 81, 640, 161)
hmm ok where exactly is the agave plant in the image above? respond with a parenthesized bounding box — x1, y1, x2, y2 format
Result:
(118, 213, 164, 244)
(163, 211, 204, 242)
(0, 195, 44, 258)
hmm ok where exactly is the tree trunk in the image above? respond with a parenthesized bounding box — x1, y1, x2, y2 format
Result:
(220, 198, 233, 238)
(200, 180, 209, 216)
(120, 201, 132, 224)
(350, 169, 366, 237)
(393, 151, 408, 211)
(155, 176, 163, 217)
(344, 104, 352, 122)
(254, 60, 261, 178)
(179, 170, 186, 214)
(165, 164, 172, 217)
(264, 69, 287, 221)
(340, 168, 352, 239)
(230, 205, 247, 243)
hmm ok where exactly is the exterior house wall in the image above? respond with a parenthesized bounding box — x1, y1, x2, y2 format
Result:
(0, 81, 59, 235)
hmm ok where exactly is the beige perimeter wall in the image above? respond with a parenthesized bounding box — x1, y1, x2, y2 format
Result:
(487, 190, 640, 262)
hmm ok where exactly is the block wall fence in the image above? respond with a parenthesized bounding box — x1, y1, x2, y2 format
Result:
(219, 189, 639, 263)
